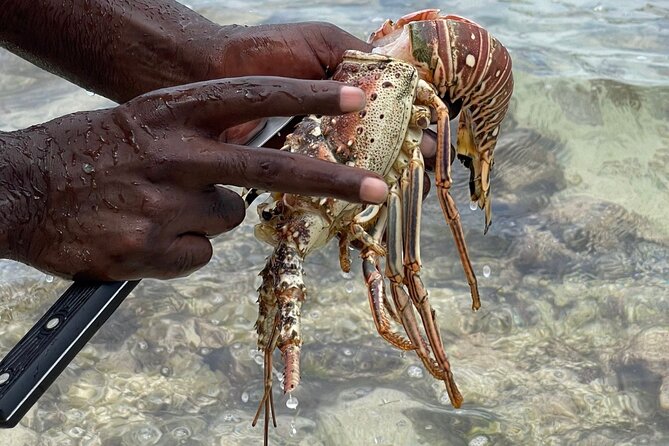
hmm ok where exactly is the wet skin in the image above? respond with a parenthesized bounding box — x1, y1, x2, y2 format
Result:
(0, 0, 395, 280)
(2, 77, 392, 280)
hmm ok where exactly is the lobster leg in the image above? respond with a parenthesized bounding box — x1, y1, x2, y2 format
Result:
(360, 206, 413, 350)
(401, 143, 463, 407)
(416, 80, 481, 311)
(384, 180, 449, 378)
(338, 234, 352, 273)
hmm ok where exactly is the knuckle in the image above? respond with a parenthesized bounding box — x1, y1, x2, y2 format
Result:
(256, 159, 281, 185)
(137, 186, 170, 219)
(118, 221, 155, 254)
(143, 152, 179, 183)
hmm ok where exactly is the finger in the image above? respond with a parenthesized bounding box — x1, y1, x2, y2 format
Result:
(171, 186, 246, 237)
(154, 234, 214, 279)
(137, 77, 366, 133)
(167, 138, 388, 204)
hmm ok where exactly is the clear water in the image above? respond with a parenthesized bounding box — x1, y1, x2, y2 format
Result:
(1, 1, 668, 445)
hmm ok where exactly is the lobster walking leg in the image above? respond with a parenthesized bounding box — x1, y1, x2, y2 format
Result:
(384, 180, 452, 382)
(415, 81, 481, 311)
(401, 143, 463, 407)
(360, 206, 414, 351)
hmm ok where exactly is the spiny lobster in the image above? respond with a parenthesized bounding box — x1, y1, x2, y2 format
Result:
(246, 9, 513, 444)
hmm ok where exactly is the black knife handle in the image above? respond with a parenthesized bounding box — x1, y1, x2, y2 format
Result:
(0, 280, 139, 427)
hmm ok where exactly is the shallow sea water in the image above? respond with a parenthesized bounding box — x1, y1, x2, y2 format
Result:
(1, 1, 668, 445)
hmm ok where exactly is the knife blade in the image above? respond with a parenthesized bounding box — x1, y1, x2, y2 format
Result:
(0, 115, 296, 428)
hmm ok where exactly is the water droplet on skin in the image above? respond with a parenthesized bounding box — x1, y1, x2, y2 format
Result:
(45, 274, 54, 283)
(160, 366, 171, 376)
(345, 282, 354, 293)
(340, 270, 353, 279)
(241, 391, 249, 403)
(289, 421, 297, 437)
(407, 365, 424, 378)
(469, 201, 478, 211)
(286, 394, 298, 409)
(137, 340, 148, 350)
(483, 265, 491, 278)
(82, 163, 95, 174)
(85, 90, 95, 97)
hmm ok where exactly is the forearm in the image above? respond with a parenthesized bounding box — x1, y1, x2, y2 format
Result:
(0, 0, 226, 103)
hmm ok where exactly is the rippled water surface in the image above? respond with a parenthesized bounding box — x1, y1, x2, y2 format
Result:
(1, 1, 668, 445)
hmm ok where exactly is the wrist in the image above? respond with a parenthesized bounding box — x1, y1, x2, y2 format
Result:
(181, 23, 244, 81)
(110, 6, 227, 100)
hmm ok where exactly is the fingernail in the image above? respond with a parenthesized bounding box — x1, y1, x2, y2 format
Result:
(360, 177, 388, 204)
(340, 86, 366, 112)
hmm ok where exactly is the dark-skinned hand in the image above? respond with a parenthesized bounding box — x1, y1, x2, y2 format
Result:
(0, 0, 443, 281)
(0, 78, 388, 280)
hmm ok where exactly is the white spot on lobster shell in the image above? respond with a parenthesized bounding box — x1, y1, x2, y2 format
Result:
(466, 54, 476, 67)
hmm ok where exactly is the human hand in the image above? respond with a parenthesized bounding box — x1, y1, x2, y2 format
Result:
(0, 77, 387, 280)
(212, 22, 372, 81)
(1, 1, 372, 103)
